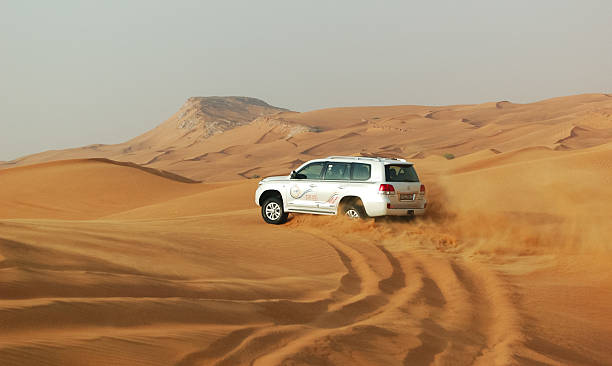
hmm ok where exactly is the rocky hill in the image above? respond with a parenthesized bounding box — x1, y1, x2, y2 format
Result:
(174, 96, 289, 138)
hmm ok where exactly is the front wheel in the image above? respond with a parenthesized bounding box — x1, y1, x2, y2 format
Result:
(262, 197, 288, 224)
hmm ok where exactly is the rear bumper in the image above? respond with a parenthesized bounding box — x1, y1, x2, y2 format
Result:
(364, 199, 427, 217)
(384, 207, 426, 216)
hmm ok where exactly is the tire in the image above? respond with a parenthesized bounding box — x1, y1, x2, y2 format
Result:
(340, 201, 367, 220)
(261, 197, 288, 224)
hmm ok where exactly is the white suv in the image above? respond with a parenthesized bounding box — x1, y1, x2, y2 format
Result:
(255, 156, 427, 224)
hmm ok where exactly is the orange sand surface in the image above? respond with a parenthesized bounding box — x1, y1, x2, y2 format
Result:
(1, 94, 612, 365)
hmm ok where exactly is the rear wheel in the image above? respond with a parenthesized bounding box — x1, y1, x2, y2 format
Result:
(262, 197, 288, 224)
(340, 201, 367, 220)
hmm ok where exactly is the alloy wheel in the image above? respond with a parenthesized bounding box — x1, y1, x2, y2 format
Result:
(265, 202, 281, 220)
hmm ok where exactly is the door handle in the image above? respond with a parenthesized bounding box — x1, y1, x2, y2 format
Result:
(309, 184, 317, 187)
(338, 186, 346, 189)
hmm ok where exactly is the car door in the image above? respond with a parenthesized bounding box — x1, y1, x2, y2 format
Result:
(286, 161, 326, 212)
(317, 162, 351, 212)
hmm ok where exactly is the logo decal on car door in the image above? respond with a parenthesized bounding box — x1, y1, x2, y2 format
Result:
(290, 184, 314, 199)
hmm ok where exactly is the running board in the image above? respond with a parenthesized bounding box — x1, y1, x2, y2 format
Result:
(286, 208, 336, 215)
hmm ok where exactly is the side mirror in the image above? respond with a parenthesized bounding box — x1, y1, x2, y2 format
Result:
(290, 170, 307, 179)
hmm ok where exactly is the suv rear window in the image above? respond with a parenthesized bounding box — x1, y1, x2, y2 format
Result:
(385, 164, 419, 182)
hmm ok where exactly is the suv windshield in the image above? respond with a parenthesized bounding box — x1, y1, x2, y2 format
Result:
(385, 164, 419, 182)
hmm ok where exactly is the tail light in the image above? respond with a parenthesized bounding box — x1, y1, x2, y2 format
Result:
(379, 184, 396, 195)
(420, 184, 426, 193)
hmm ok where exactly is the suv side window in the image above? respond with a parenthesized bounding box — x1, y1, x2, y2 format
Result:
(323, 162, 350, 180)
(351, 163, 371, 180)
(296, 162, 326, 179)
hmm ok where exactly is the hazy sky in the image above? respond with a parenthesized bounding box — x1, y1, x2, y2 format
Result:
(1, 0, 611, 161)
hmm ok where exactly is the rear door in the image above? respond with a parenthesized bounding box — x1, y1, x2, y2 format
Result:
(317, 162, 351, 212)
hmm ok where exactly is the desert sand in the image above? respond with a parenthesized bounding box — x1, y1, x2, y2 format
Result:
(1, 94, 612, 365)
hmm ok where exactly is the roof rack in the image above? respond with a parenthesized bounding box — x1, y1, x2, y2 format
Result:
(326, 156, 374, 161)
(325, 156, 408, 163)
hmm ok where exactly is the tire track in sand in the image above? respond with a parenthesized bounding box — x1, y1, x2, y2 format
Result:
(261, 220, 523, 365)
(249, 234, 412, 366)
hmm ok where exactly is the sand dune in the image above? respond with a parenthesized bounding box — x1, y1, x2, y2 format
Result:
(3, 94, 612, 182)
(1, 94, 612, 365)
(0, 159, 206, 220)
